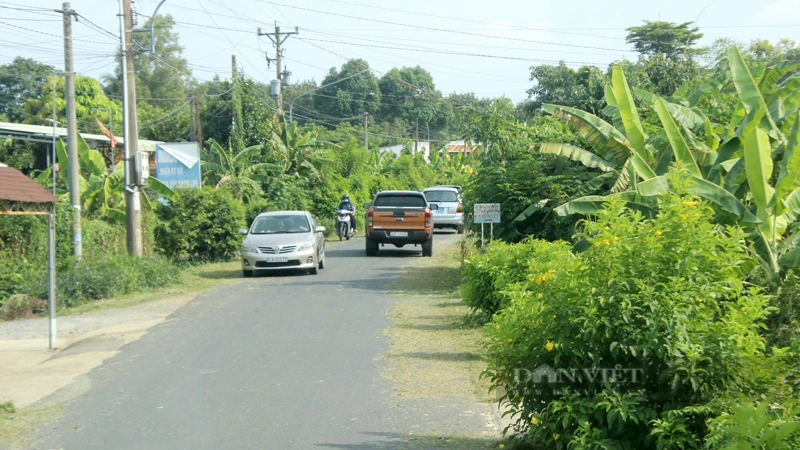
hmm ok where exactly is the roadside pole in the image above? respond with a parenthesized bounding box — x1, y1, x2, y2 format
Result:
(49, 74, 57, 349)
(121, 0, 142, 256)
(60, 2, 81, 259)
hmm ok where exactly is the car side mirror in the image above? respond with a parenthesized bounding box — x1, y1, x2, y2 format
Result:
(315, 226, 325, 233)
(429, 204, 439, 210)
(238, 229, 248, 235)
(363, 203, 372, 209)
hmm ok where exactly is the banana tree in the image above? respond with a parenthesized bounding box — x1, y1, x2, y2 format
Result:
(36, 134, 175, 222)
(202, 139, 279, 203)
(538, 46, 800, 283)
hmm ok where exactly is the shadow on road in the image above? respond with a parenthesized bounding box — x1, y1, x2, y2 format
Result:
(314, 431, 497, 449)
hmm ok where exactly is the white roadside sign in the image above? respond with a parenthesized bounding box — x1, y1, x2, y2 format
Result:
(474, 203, 501, 224)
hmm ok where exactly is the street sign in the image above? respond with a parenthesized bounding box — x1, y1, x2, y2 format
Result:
(474, 203, 501, 223)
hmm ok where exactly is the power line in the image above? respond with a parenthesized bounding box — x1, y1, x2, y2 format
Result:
(256, 0, 635, 52)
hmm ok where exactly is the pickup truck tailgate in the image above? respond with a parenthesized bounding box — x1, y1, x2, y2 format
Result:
(373, 207, 426, 229)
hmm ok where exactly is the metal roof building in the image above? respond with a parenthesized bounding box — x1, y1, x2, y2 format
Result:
(0, 121, 162, 153)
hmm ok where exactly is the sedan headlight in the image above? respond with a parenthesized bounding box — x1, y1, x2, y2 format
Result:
(241, 243, 258, 253)
(297, 241, 314, 251)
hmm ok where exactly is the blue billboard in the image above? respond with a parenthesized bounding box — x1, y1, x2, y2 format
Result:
(155, 142, 201, 189)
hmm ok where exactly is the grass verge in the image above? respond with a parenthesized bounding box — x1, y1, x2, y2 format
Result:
(382, 237, 509, 448)
(0, 402, 63, 450)
(58, 260, 241, 316)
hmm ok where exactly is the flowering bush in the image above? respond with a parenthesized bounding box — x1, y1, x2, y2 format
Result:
(482, 189, 774, 449)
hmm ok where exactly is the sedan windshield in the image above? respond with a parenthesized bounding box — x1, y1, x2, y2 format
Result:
(425, 190, 459, 202)
(250, 215, 310, 234)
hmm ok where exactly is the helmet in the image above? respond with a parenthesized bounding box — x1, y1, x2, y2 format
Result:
(342, 194, 350, 200)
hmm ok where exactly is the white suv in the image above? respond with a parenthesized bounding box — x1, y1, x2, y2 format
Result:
(423, 186, 464, 234)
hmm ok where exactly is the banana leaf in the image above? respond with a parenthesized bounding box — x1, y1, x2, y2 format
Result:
(147, 176, 176, 200)
(687, 72, 731, 107)
(105, 208, 126, 223)
(743, 126, 776, 212)
(776, 111, 800, 215)
(544, 104, 630, 166)
(636, 176, 669, 197)
(686, 175, 760, 223)
(612, 66, 648, 160)
(728, 46, 780, 136)
(655, 99, 702, 177)
(536, 143, 615, 172)
(76, 134, 107, 177)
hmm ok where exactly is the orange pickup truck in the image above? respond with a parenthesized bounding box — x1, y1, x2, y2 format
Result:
(364, 190, 437, 257)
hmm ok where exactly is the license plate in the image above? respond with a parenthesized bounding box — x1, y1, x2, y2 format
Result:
(266, 256, 288, 263)
(390, 231, 409, 237)
(434, 208, 445, 214)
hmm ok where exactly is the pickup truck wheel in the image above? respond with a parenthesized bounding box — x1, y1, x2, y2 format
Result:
(365, 238, 378, 256)
(421, 238, 433, 257)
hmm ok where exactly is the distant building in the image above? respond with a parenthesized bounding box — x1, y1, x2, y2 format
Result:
(378, 141, 431, 161)
(444, 140, 481, 155)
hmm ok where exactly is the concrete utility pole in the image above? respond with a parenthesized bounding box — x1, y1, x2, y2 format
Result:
(60, 2, 81, 258)
(415, 118, 419, 153)
(363, 112, 369, 149)
(121, 0, 142, 256)
(258, 23, 298, 113)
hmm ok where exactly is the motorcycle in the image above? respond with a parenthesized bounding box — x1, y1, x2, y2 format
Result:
(336, 209, 355, 241)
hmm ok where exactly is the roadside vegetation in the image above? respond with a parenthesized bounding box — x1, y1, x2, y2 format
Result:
(458, 39, 800, 450)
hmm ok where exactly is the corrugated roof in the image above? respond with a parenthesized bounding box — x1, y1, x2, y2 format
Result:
(0, 121, 162, 153)
(0, 167, 59, 203)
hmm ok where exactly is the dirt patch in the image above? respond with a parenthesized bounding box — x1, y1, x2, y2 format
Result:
(0, 295, 47, 321)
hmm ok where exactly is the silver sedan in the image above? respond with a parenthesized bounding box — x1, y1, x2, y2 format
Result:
(239, 211, 326, 277)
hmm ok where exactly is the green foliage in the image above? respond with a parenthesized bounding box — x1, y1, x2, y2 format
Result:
(154, 187, 246, 262)
(482, 188, 773, 449)
(525, 62, 607, 116)
(0, 57, 54, 122)
(378, 66, 453, 132)
(625, 21, 703, 59)
(706, 399, 800, 449)
(313, 59, 380, 122)
(461, 238, 574, 320)
(22, 253, 179, 309)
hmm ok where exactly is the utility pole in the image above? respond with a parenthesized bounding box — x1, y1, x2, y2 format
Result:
(121, 0, 142, 256)
(363, 112, 369, 149)
(231, 55, 244, 152)
(192, 96, 202, 148)
(258, 23, 298, 113)
(415, 118, 419, 153)
(59, 2, 81, 259)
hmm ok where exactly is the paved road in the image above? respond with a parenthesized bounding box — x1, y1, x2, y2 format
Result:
(33, 232, 484, 449)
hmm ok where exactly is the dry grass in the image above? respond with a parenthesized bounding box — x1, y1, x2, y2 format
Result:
(0, 402, 63, 449)
(383, 239, 492, 401)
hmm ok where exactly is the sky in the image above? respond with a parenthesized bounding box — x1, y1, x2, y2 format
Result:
(1, 0, 799, 111)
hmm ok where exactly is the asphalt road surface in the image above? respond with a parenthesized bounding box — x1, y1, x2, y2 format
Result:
(33, 232, 482, 449)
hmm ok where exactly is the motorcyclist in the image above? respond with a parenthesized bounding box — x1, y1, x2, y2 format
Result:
(337, 194, 357, 234)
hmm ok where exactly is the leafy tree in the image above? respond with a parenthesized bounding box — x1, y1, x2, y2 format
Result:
(625, 21, 703, 59)
(378, 66, 452, 133)
(524, 62, 606, 116)
(266, 115, 337, 182)
(105, 14, 193, 108)
(0, 57, 54, 122)
(202, 139, 275, 203)
(313, 59, 380, 123)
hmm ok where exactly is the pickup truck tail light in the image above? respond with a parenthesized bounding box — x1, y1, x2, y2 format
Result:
(367, 209, 374, 229)
(456, 201, 462, 214)
(425, 210, 432, 228)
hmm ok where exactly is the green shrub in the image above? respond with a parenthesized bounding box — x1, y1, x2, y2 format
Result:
(461, 238, 574, 320)
(705, 398, 800, 449)
(154, 187, 246, 262)
(483, 191, 774, 449)
(22, 254, 180, 308)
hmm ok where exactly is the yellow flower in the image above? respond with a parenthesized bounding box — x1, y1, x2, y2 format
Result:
(545, 341, 555, 351)
(595, 241, 604, 247)
(538, 293, 544, 298)
(613, 236, 619, 241)
(682, 199, 699, 207)
(604, 226, 610, 230)
(741, 306, 748, 312)
(554, 434, 561, 441)
(604, 239, 611, 246)
(697, 298, 703, 303)
(680, 214, 689, 220)
(535, 269, 557, 284)
(495, 324, 501, 330)
(499, 445, 504, 449)
(655, 230, 662, 236)
(532, 417, 541, 425)
(507, 339, 513, 343)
